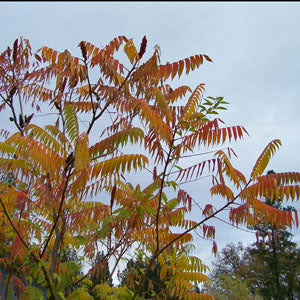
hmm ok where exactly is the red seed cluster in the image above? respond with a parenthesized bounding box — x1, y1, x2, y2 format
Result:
(138, 35, 147, 59)
(79, 41, 87, 61)
(13, 39, 18, 63)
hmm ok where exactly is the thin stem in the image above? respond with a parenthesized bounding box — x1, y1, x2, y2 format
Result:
(109, 241, 133, 282)
(4, 89, 24, 135)
(132, 129, 176, 300)
(40, 169, 71, 259)
(87, 60, 138, 135)
(155, 129, 176, 253)
(84, 60, 97, 115)
(18, 92, 24, 124)
(191, 195, 254, 234)
(155, 179, 252, 260)
(71, 226, 131, 287)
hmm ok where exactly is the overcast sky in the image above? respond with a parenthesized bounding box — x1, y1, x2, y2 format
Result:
(1, 1, 300, 270)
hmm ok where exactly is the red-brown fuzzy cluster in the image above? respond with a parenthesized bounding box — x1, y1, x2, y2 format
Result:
(13, 39, 18, 63)
(138, 35, 147, 59)
(79, 41, 87, 61)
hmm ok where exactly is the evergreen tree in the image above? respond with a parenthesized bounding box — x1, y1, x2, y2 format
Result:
(119, 255, 167, 299)
(204, 168, 300, 300)
(90, 251, 113, 287)
(245, 170, 300, 299)
(203, 242, 257, 300)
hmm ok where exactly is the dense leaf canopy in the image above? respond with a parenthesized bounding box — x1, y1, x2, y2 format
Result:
(0, 36, 299, 299)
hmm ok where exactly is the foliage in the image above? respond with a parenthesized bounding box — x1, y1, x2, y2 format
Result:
(248, 189, 300, 300)
(119, 252, 165, 299)
(89, 251, 112, 288)
(0, 35, 299, 299)
(204, 274, 255, 300)
(204, 200, 300, 300)
(202, 242, 261, 299)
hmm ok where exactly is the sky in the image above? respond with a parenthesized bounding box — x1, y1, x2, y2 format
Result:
(1, 1, 300, 272)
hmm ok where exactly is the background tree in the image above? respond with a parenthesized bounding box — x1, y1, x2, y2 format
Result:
(248, 173, 300, 300)
(90, 251, 112, 288)
(119, 251, 167, 299)
(204, 195, 300, 300)
(88, 251, 114, 299)
(202, 242, 258, 300)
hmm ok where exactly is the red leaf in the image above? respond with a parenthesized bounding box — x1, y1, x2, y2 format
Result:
(34, 53, 42, 62)
(232, 126, 237, 140)
(203, 204, 214, 217)
(212, 240, 218, 255)
(79, 41, 87, 60)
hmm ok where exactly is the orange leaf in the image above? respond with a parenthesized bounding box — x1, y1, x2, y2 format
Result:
(190, 55, 196, 70)
(171, 62, 178, 79)
(163, 64, 172, 81)
(156, 65, 165, 81)
(178, 60, 184, 78)
(185, 57, 190, 74)
(46, 48, 53, 62)
(51, 50, 57, 66)
(41, 47, 48, 58)
(87, 43, 95, 57)
(57, 53, 63, 69)
(195, 54, 203, 67)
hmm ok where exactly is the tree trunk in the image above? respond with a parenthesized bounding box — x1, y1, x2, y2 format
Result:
(271, 228, 282, 300)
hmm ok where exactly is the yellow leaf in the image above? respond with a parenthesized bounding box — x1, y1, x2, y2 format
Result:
(251, 139, 281, 180)
(41, 47, 48, 60)
(74, 132, 90, 171)
(124, 39, 138, 64)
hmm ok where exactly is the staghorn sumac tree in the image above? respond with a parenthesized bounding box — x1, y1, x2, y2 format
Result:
(0, 35, 299, 300)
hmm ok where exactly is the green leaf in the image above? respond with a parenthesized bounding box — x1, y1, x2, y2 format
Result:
(63, 103, 79, 143)
(204, 100, 213, 105)
(176, 129, 183, 137)
(146, 205, 155, 215)
(137, 204, 145, 218)
(58, 292, 66, 300)
(114, 207, 132, 220)
(22, 286, 44, 300)
(161, 193, 168, 204)
(73, 235, 86, 246)
(167, 180, 178, 191)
